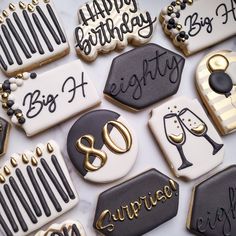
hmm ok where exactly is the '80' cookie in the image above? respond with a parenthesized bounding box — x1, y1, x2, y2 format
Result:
(67, 110, 138, 183)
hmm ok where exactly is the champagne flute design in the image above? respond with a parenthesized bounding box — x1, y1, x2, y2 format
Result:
(178, 108, 224, 155)
(164, 113, 193, 170)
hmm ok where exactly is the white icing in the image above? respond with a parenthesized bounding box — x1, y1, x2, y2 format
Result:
(7, 60, 101, 136)
(85, 116, 138, 183)
(149, 97, 224, 180)
(0, 141, 79, 236)
(35, 220, 86, 236)
(0, 0, 69, 77)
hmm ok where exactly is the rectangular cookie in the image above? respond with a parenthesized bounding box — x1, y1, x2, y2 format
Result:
(0, 140, 79, 236)
(0, 0, 69, 77)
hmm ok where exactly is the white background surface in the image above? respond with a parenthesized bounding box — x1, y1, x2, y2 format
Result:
(0, 0, 235, 235)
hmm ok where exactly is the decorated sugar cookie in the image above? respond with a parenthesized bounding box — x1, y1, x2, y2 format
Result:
(149, 97, 224, 180)
(93, 169, 179, 236)
(75, 0, 157, 61)
(104, 43, 185, 110)
(160, 0, 236, 56)
(196, 50, 236, 135)
(0, 0, 69, 77)
(0, 141, 79, 236)
(187, 165, 236, 236)
(67, 109, 138, 183)
(0, 117, 11, 156)
(35, 220, 86, 236)
(0, 60, 101, 136)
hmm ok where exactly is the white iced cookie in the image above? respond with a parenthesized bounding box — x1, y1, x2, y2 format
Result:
(0, 0, 69, 77)
(149, 97, 224, 180)
(159, 0, 236, 56)
(0, 60, 101, 136)
(35, 220, 86, 236)
(196, 50, 236, 135)
(0, 141, 79, 236)
(74, 0, 157, 61)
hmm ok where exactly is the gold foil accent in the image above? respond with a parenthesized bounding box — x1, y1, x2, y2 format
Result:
(4, 166, 10, 175)
(0, 174, 5, 183)
(2, 10, 8, 17)
(31, 156, 38, 166)
(47, 143, 54, 153)
(22, 154, 29, 164)
(19, 1, 26, 9)
(9, 3, 16, 11)
(208, 54, 229, 72)
(11, 157, 17, 167)
(102, 120, 132, 154)
(27, 4, 35, 12)
(36, 147, 42, 157)
(76, 135, 107, 172)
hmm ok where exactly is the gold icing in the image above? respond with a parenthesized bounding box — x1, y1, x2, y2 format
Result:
(22, 154, 29, 164)
(0, 16, 4, 24)
(36, 147, 42, 157)
(208, 54, 229, 72)
(168, 133, 184, 144)
(2, 10, 8, 17)
(31, 156, 38, 166)
(47, 143, 54, 153)
(10, 157, 17, 167)
(0, 174, 5, 183)
(27, 4, 34, 12)
(4, 166, 10, 175)
(19, 1, 26, 9)
(32, 0, 39, 5)
(9, 3, 16, 11)
(191, 124, 206, 135)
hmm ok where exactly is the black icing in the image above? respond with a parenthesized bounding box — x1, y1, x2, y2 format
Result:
(209, 71, 233, 97)
(0, 35, 13, 65)
(67, 109, 120, 177)
(189, 165, 236, 236)
(104, 44, 185, 110)
(0, 117, 10, 156)
(0, 213, 13, 236)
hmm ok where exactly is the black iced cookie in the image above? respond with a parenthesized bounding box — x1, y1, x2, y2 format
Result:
(104, 43, 185, 110)
(0, 117, 10, 156)
(67, 109, 138, 183)
(93, 169, 179, 236)
(187, 165, 236, 236)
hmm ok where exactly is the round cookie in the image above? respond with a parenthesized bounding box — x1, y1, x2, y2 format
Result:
(67, 109, 138, 183)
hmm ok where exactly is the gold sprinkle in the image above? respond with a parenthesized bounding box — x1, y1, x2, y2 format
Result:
(27, 4, 35, 12)
(16, 73, 23, 78)
(187, 0, 193, 4)
(22, 154, 29, 164)
(32, 0, 39, 5)
(47, 143, 54, 153)
(19, 1, 26, 9)
(44, 0, 50, 3)
(11, 157, 17, 167)
(2, 103, 8, 109)
(176, 24, 182, 31)
(9, 3, 16, 11)
(0, 174, 5, 183)
(167, 6, 173, 12)
(169, 179, 177, 191)
(2, 92, 8, 99)
(0, 16, 4, 23)
(4, 166, 11, 175)
(31, 156, 38, 166)
(176, 0, 181, 5)
(16, 113, 23, 118)
(2, 10, 8, 17)
(36, 147, 42, 157)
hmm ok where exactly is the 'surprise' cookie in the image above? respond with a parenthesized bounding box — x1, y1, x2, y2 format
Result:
(196, 50, 236, 135)
(0, 0, 69, 77)
(0, 140, 79, 236)
(104, 43, 185, 110)
(93, 169, 179, 236)
(187, 165, 236, 236)
(0, 60, 101, 136)
(67, 109, 138, 183)
(35, 220, 86, 236)
(149, 97, 224, 180)
(75, 0, 157, 61)
(0, 117, 11, 156)
(160, 0, 236, 56)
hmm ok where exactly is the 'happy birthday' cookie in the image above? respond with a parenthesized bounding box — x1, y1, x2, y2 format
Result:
(149, 97, 224, 180)
(67, 109, 138, 183)
(187, 165, 236, 236)
(74, 0, 157, 61)
(93, 169, 179, 236)
(196, 50, 236, 135)
(0, 0, 69, 77)
(104, 43, 185, 110)
(160, 0, 236, 56)
(0, 60, 101, 136)
(0, 140, 79, 236)
(0, 117, 10, 156)
(35, 220, 86, 236)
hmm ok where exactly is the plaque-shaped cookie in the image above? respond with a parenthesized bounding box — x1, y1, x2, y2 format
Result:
(0, 60, 101, 136)
(0, 0, 69, 77)
(160, 0, 236, 56)
(104, 44, 185, 110)
(0, 141, 79, 236)
(74, 0, 157, 61)
(93, 169, 179, 236)
(196, 50, 236, 135)
(149, 97, 224, 180)
(67, 109, 138, 183)
(187, 165, 236, 236)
